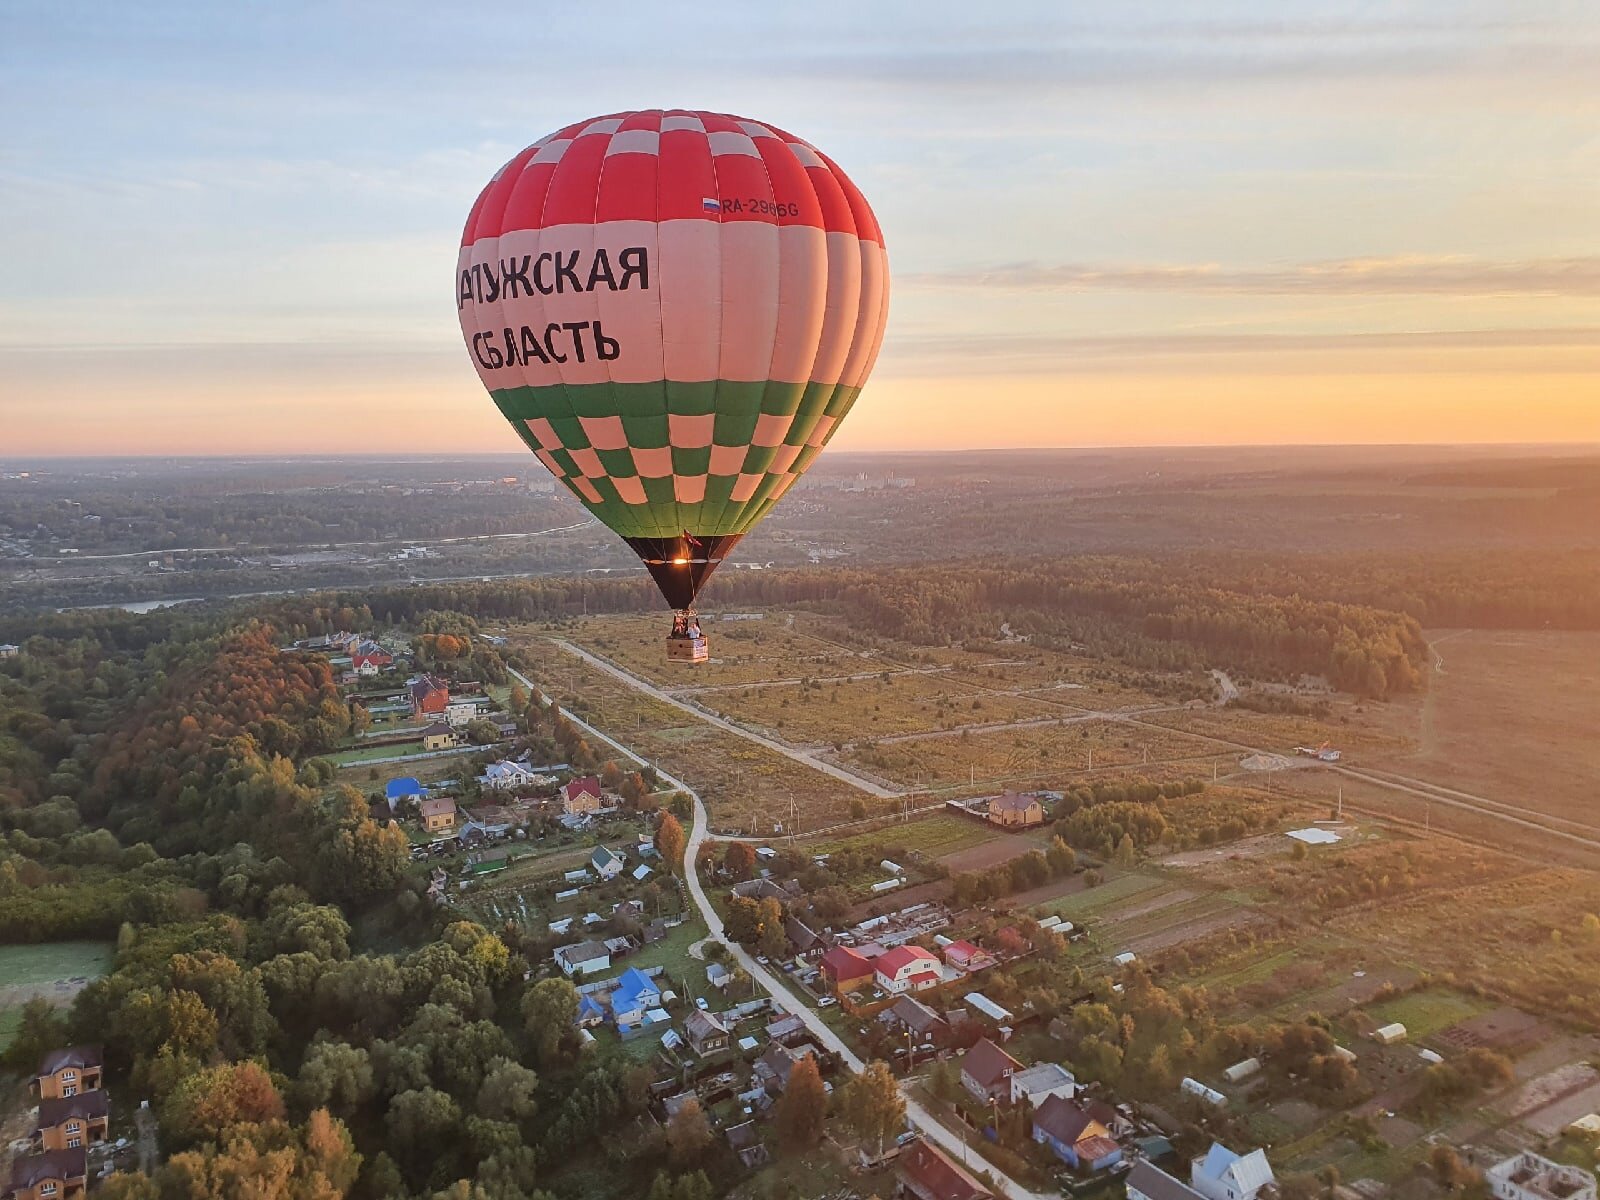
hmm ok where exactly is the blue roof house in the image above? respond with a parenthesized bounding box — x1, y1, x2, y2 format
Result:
(385, 777, 427, 812)
(610, 968, 662, 1028)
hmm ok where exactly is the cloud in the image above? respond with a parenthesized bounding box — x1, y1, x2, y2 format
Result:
(906, 255, 1600, 297)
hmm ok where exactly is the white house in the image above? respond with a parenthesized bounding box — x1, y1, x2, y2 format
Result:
(591, 845, 625, 881)
(1191, 1143, 1275, 1200)
(1486, 1152, 1597, 1200)
(445, 699, 484, 728)
(872, 945, 942, 995)
(1010, 1062, 1077, 1107)
(554, 941, 612, 977)
(0, 644, 19, 660)
(479, 760, 538, 790)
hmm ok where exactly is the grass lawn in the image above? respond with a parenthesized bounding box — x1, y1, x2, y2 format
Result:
(811, 812, 1003, 859)
(0, 941, 114, 1051)
(1367, 988, 1494, 1040)
(328, 740, 424, 764)
(1033, 870, 1168, 919)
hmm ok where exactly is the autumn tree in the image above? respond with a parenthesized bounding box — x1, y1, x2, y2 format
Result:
(840, 1060, 905, 1159)
(724, 841, 756, 882)
(777, 1054, 827, 1152)
(162, 1060, 286, 1148)
(666, 1095, 712, 1168)
(656, 812, 686, 872)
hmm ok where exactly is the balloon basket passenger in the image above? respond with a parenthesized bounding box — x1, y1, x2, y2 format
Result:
(667, 612, 708, 663)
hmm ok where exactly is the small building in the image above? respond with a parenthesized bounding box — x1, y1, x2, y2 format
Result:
(1372, 1022, 1407, 1045)
(1191, 1143, 1276, 1200)
(0, 644, 19, 660)
(987, 791, 1044, 828)
(632, 863, 652, 882)
(1485, 1151, 1597, 1200)
(444, 699, 482, 728)
(896, 1137, 994, 1200)
(1010, 1062, 1076, 1107)
(879, 996, 949, 1043)
(752, 1041, 815, 1096)
(685, 1009, 731, 1056)
(1032, 1094, 1120, 1170)
(420, 722, 458, 751)
(942, 940, 998, 974)
(766, 1014, 807, 1045)
(32, 1091, 108, 1151)
(1223, 1058, 1262, 1084)
(385, 776, 427, 813)
(706, 962, 732, 990)
(409, 674, 450, 716)
(4, 1148, 88, 1200)
(1129, 1160, 1208, 1200)
(575, 995, 607, 1028)
(725, 1120, 770, 1169)
(419, 796, 457, 833)
(819, 946, 875, 993)
(960, 1037, 1023, 1104)
(963, 991, 1013, 1024)
(553, 941, 612, 978)
(1181, 1077, 1227, 1109)
(591, 845, 625, 881)
(1113, 951, 1138, 967)
(874, 944, 942, 995)
(31, 1047, 102, 1100)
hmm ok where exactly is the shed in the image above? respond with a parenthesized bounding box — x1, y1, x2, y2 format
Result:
(1223, 1057, 1261, 1083)
(1180, 1077, 1227, 1108)
(1372, 1022, 1407, 1045)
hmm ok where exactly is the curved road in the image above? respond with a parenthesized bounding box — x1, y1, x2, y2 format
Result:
(507, 663, 1048, 1200)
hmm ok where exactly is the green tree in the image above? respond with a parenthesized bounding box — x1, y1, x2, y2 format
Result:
(297, 1040, 375, 1117)
(521, 978, 579, 1067)
(476, 1057, 540, 1125)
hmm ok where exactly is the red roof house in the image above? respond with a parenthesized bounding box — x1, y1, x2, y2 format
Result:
(942, 940, 999, 973)
(819, 946, 875, 992)
(409, 675, 450, 715)
(897, 1137, 995, 1200)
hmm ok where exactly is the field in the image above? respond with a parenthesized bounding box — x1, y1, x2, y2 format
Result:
(1368, 987, 1496, 1040)
(1374, 629, 1600, 832)
(843, 717, 1230, 791)
(809, 811, 1011, 861)
(0, 941, 113, 1050)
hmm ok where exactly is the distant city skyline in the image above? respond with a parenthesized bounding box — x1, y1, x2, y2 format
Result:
(4, 1, 1598, 454)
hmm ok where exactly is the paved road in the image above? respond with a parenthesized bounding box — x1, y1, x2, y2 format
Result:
(508, 661, 1050, 1199)
(548, 639, 898, 799)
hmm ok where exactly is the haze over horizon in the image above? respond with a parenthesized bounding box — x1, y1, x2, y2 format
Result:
(4, 1, 1598, 455)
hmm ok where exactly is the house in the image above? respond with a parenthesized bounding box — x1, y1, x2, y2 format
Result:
(4, 1149, 87, 1200)
(419, 796, 457, 833)
(0, 644, 19, 660)
(591, 845, 625, 880)
(1191, 1143, 1276, 1200)
(32, 1091, 108, 1151)
(942, 940, 998, 974)
(685, 1009, 731, 1056)
(1129, 1161, 1209, 1200)
(563, 775, 604, 815)
(610, 968, 663, 1027)
(874, 944, 942, 995)
(351, 643, 393, 674)
(959, 1037, 1023, 1104)
(1031, 1094, 1121, 1170)
(575, 995, 607, 1028)
(31, 1047, 102, 1100)
(732, 877, 800, 902)
(479, 759, 537, 790)
(819, 945, 875, 993)
(1486, 1151, 1597, 1200)
(725, 1121, 770, 1169)
(786, 916, 832, 961)
(1010, 1062, 1076, 1107)
(879, 996, 949, 1043)
(553, 941, 612, 977)
(444, 699, 483, 728)
(384, 777, 427, 813)
(752, 1041, 815, 1096)
(896, 1137, 995, 1200)
(409, 674, 450, 716)
(420, 722, 458, 751)
(986, 791, 1044, 828)
(766, 1014, 807, 1045)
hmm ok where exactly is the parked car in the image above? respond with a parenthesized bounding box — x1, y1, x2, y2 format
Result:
(817, 996, 838, 1008)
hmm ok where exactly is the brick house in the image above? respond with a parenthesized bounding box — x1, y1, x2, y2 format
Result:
(4, 1148, 88, 1200)
(33, 1092, 109, 1151)
(31, 1047, 102, 1100)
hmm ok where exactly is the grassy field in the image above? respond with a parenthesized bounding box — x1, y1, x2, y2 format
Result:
(328, 740, 425, 764)
(1374, 629, 1600, 832)
(809, 811, 1007, 859)
(844, 717, 1228, 791)
(0, 941, 114, 1051)
(1368, 987, 1495, 1040)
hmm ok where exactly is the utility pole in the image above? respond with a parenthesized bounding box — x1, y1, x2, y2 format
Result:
(1337, 786, 1343, 820)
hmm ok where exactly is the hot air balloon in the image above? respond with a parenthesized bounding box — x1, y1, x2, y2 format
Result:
(456, 110, 888, 662)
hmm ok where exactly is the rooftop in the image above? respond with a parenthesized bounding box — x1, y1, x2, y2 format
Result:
(960, 1037, 1022, 1088)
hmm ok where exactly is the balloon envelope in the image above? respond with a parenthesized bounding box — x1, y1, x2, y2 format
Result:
(456, 109, 888, 609)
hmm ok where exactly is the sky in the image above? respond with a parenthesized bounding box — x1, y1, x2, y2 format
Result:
(2, 0, 1598, 455)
